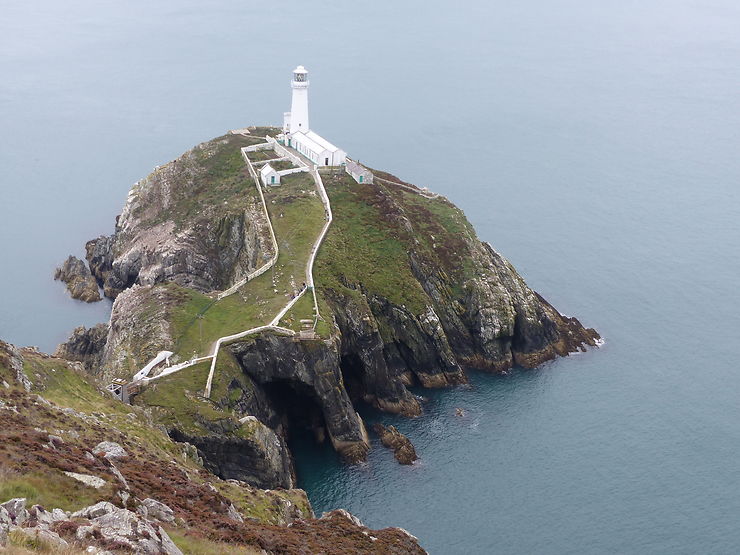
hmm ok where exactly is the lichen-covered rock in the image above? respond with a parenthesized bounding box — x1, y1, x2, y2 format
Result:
(0, 341, 31, 391)
(1, 497, 28, 526)
(54, 255, 101, 302)
(138, 498, 175, 523)
(92, 441, 128, 459)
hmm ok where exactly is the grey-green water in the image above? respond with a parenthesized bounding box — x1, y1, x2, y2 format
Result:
(2, 1, 739, 553)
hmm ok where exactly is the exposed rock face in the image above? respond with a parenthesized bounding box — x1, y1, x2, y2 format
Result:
(170, 416, 295, 489)
(54, 255, 101, 302)
(54, 323, 108, 371)
(373, 423, 418, 465)
(0, 341, 31, 391)
(229, 334, 370, 462)
(85, 135, 274, 300)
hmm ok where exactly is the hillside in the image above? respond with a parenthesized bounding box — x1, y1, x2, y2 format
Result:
(0, 341, 424, 553)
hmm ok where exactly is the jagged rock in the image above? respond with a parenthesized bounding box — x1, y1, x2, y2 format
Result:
(73, 501, 117, 520)
(373, 423, 418, 465)
(0, 341, 31, 391)
(0, 506, 10, 546)
(64, 471, 107, 489)
(321, 509, 365, 528)
(85, 137, 274, 301)
(139, 498, 175, 523)
(92, 507, 182, 554)
(54, 255, 102, 302)
(170, 415, 294, 489)
(226, 503, 244, 523)
(230, 334, 370, 463)
(54, 323, 108, 371)
(93, 441, 128, 459)
(1, 498, 28, 526)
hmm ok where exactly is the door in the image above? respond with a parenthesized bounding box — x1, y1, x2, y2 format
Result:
(271, 175, 275, 184)
(324, 157, 329, 166)
(359, 175, 364, 183)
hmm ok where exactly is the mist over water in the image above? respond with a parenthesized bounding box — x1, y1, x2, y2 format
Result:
(2, 1, 739, 553)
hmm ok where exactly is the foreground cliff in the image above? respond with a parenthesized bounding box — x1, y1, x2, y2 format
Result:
(56, 127, 599, 508)
(0, 340, 425, 554)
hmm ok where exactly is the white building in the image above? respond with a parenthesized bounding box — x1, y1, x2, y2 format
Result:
(345, 159, 373, 184)
(282, 66, 347, 167)
(260, 163, 280, 186)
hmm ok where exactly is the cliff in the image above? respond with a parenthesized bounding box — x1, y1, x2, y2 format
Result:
(0, 340, 424, 554)
(56, 127, 599, 516)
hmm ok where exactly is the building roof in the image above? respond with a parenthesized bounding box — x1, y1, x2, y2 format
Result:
(304, 130, 341, 153)
(260, 163, 277, 177)
(292, 131, 327, 156)
(294, 65, 307, 73)
(346, 159, 371, 175)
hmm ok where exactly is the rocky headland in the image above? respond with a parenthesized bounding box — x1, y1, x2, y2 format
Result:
(33, 125, 600, 552)
(54, 255, 102, 303)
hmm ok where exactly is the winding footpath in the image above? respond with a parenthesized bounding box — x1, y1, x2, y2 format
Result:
(135, 135, 334, 399)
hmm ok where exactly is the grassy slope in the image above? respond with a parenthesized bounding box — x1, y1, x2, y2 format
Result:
(0, 347, 313, 552)
(168, 170, 326, 357)
(314, 172, 480, 313)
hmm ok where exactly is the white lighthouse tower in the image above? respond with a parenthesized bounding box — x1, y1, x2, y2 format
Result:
(284, 65, 309, 134)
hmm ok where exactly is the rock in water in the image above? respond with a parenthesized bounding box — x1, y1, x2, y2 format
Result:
(54, 255, 101, 302)
(373, 423, 418, 465)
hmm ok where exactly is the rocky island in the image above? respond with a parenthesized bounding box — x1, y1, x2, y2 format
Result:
(3, 125, 598, 553)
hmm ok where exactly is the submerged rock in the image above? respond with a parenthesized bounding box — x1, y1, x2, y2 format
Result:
(54, 255, 101, 302)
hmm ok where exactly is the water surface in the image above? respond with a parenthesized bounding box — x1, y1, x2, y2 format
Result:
(2, 1, 739, 553)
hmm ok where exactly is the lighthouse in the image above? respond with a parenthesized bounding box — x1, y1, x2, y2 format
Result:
(284, 65, 309, 134)
(281, 65, 347, 166)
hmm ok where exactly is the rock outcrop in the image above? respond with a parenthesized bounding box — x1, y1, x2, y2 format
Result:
(229, 334, 370, 462)
(62, 130, 599, 494)
(373, 423, 418, 465)
(54, 255, 101, 302)
(54, 323, 108, 371)
(85, 134, 275, 300)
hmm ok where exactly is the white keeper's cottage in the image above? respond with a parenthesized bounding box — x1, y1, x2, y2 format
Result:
(280, 66, 347, 167)
(260, 163, 280, 186)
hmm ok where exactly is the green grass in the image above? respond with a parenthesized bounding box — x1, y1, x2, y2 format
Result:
(135, 361, 223, 436)
(169, 171, 326, 357)
(0, 472, 111, 513)
(278, 291, 316, 332)
(246, 149, 277, 162)
(132, 134, 263, 231)
(315, 174, 429, 314)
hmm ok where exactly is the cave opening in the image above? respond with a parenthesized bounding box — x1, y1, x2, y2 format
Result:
(339, 353, 367, 404)
(261, 379, 328, 445)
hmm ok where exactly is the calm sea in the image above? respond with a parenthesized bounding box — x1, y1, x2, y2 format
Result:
(2, 1, 739, 553)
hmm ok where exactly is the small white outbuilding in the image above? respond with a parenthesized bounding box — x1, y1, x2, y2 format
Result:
(260, 163, 280, 186)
